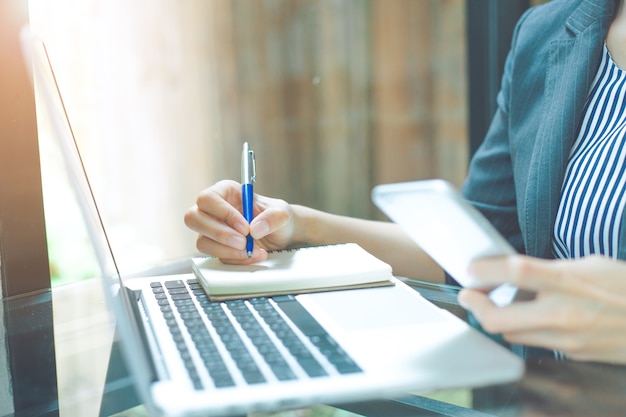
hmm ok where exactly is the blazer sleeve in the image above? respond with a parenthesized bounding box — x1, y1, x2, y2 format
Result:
(460, 8, 539, 255)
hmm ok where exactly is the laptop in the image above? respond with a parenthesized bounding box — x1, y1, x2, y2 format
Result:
(29, 37, 524, 417)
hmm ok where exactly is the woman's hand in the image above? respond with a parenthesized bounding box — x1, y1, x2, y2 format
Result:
(184, 180, 296, 264)
(458, 255, 626, 364)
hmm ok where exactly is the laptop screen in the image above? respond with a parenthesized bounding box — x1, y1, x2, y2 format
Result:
(30, 36, 158, 411)
(31, 39, 118, 282)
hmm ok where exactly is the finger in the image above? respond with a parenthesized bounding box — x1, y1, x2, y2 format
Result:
(196, 181, 249, 236)
(459, 289, 577, 353)
(501, 328, 593, 358)
(458, 289, 497, 327)
(500, 328, 569, 353)
(196, 235, 268, 263)
(249, 196, 291, 239)
(468, 255, 571, 292)
(215, 249, 269, 265)
(185, 205, 249, 251)
(458, 288, 562, 334)
(250, 208, 290, 240)
(504, 322, 626, 364)
(250, 218, 270, 240)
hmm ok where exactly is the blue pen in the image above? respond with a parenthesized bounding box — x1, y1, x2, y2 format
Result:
(241, 142, 256, 258)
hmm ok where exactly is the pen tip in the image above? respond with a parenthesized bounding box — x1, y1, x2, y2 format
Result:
(247, 251, 253, 259)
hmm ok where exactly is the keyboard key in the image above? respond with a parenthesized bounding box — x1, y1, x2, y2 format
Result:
(273, 296, 362, 375)
(226, 301, 297, 382)
(249, 299, 327, 378)
(159, 281, 204, 390)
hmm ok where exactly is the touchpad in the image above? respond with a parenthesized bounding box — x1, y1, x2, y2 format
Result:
(298, 285, 448, 333)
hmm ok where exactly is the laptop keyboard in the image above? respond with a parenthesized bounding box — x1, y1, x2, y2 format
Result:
(150, 279, 361, 390)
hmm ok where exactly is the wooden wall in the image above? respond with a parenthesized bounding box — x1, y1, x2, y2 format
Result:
(204, 0, 468, 220)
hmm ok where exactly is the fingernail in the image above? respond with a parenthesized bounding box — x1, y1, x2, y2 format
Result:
(457, 290, 470, 309)
(233, 221, 249, 236)
(228, 235, 247, 249)
(466, 263, 479, 278)
(250, 220, 269, 238)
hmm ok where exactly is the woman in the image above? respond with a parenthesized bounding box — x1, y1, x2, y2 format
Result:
(458, 0, 626, 364)
(185, 0, 626, 364)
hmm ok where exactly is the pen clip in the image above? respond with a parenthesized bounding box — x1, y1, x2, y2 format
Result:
(241, 142, 257, 185)
(248, 148, 256, 183)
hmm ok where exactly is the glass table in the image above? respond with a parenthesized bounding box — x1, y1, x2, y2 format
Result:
(3, 275, 626, 417)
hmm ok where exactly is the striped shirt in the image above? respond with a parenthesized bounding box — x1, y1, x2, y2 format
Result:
(553, 44, 626, 260)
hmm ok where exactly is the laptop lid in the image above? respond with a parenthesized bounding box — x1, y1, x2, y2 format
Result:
(29, 36, 160, 415)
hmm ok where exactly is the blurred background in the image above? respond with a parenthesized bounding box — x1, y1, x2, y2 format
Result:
(24, 0, 545, 285)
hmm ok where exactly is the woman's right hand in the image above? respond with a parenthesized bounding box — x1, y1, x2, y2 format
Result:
(184, 180, 297, 264)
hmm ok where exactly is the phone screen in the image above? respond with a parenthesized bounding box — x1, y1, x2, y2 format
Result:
(372, 180, 531, 306)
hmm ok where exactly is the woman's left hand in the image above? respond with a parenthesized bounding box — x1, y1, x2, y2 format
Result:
(458, 255, 626, 364)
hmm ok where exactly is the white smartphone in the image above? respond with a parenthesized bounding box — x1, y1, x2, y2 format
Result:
(372, 179, 531, 306)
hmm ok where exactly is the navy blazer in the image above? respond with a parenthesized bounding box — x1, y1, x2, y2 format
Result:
(462, 0, 622, 260)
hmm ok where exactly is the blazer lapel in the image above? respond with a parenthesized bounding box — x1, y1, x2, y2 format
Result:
(523, 0, 615, 258)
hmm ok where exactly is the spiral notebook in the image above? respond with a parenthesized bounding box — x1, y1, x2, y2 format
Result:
(191, 243, 395, 301)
